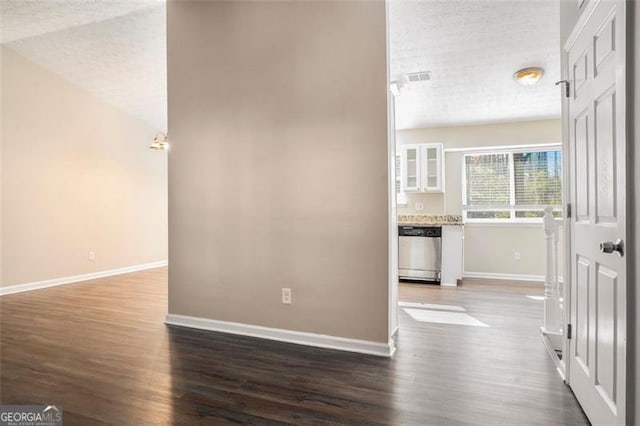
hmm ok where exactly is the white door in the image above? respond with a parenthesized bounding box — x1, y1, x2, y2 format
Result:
(566, 1, 627, 424)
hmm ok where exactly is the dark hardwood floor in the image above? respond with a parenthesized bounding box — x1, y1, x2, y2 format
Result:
(0, 269, 588, 425)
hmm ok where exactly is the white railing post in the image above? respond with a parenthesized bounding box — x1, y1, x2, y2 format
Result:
(542, 206, 561, 334)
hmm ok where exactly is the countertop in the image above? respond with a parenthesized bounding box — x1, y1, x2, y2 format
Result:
(397, 215, 464, 227)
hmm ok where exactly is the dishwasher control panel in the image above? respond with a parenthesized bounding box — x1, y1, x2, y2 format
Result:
(398, 226, 441, 237)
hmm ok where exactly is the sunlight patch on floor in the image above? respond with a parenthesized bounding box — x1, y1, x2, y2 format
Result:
(403, 308, 489, 327)
(398, 301, 466, 312)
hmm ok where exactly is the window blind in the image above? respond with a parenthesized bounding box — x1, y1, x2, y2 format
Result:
(464, 153, 510, 207)
(513, 151, 562, 207)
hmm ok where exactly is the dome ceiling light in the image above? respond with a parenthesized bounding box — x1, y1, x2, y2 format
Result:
(513, 67, 544, 86)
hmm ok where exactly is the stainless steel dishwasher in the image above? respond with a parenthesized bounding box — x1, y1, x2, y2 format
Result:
(398, 226, 442, 283)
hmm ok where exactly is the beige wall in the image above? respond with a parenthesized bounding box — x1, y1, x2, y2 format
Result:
(167, 1, 389, 342)
(397, 119, 562, 278)
(1, 46, 168, 287)
(397, 118, 562, 151)
(464, 224, 564, 278)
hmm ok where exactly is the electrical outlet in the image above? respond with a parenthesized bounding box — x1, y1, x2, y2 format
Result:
(282, 288, 292, 304)
(415, 202, 424, 211)
(514, 251, 521, 261)
(88, 251, 96, 261)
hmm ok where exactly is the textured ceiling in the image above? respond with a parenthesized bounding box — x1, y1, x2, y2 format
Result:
(1, 1, 167, 131)
(389, 0, 561, 130)
(2, 1, 558, 132)
(0, 0, 162, 43)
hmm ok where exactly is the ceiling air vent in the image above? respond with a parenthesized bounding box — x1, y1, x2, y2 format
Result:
(405, 71, 431, 82)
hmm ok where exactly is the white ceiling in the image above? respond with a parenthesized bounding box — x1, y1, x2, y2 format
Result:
(1, 0, 167, 131)
(0, 1, 162, 43)
(389, 0, 561, 130)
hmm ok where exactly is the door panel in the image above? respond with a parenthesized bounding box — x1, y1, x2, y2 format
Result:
(595, 264, 617, 407)
(573, 50, 589, 95)
(574, 111, 589, 221)
(575, 256, 590, 373)
(566, 1, 626, 424)
(594, 14, 616, 75)
(594, 88, 616, 223)
(593, 11, 616, 76)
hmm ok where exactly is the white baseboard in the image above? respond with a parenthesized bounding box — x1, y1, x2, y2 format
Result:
(463, 272, 565, 285)
(0, 260, 168, 296)
(165, 313, 395, 358)
(463, 271, 545, 283)
(539, 329, 566, 381)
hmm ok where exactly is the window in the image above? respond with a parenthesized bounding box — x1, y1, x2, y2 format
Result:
(463, 148, 562, 221)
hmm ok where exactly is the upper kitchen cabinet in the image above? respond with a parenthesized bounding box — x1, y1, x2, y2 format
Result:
(400, 143, 444, 193)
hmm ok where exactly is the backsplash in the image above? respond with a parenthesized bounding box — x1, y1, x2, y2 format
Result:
(397, 192, 445, 215)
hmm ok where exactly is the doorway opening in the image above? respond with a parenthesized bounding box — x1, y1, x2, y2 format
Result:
(386, 0, 569, 408)
(0, 2, 168, 301)
(386, 1, 630, 424)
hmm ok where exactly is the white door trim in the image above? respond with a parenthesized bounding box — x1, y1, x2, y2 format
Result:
(385, 0, 399, 346)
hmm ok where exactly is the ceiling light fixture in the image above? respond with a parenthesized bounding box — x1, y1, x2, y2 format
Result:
(513, 67, 544, 86)
(149, 132, 169, 151)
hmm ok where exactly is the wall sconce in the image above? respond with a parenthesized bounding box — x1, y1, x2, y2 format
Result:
(149, 132, 169, 151)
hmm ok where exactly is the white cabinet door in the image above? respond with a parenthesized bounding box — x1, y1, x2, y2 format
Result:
(401, 143, 444, 193)
(421, 144, 444, 192)
(441, 225, 463, 286)
(400, 145, 421, 192)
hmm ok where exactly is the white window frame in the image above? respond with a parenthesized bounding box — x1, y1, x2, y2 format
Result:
(461, 144, 563, 224)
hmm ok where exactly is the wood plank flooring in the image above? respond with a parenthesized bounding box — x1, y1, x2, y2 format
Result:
(0, 269, 588, 425)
